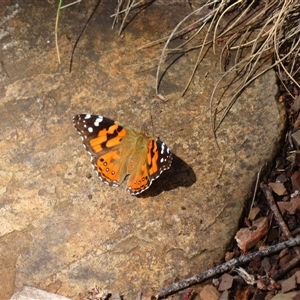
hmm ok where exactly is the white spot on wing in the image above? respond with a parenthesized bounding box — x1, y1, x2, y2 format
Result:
(94, 116, 103, 126)
(88, 127, 93, 133)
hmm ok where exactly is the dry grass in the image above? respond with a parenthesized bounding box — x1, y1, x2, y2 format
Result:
(111, 0, 151, 36)
(113, 0, 300, 140)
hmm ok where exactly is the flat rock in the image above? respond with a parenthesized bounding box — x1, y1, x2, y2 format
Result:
(0, 1, 285, 299)
(10, 286, 71, 300)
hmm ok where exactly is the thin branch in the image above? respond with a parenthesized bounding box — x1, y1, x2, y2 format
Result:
(156, 236, 300, 299)
(260, 182, 300, 279)
(271, 256, 300, 280)
(260, 183, 300, 256)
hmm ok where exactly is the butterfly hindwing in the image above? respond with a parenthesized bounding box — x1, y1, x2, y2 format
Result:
(126, 139, 173, 195)
(147, 139, 172, 178)
(93, 150, 126, 185)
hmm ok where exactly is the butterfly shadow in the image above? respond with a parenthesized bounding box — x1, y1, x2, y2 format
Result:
(137, 154, 196, 198)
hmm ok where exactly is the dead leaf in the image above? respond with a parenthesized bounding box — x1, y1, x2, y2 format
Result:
(271, 291, 300, 300)
(290, 196, 300, 213)
(218, 273, 234, 291)
(256, 276, 281, 291)
(199, 285, 220, 300)
(281, 274, 297, 293)
(219, 290, 229, 300)
(291, 171, 300, 190)
(225, 251, 236, 262)
(292, 292, 300, 300)
(235, 217, 269, 252)
(269, 182, 287, 196)
(235, 286, 254, 300)
(295, 270, 300, 284)
(292, 130, 300, 148)
(248, 207, 261, 221)
(278, 201, 292, 214)
(290, 96, 300, 113)
(261, 257, 271, 274)
(279, 252, 293, 269)
(278, 196, 300, 214)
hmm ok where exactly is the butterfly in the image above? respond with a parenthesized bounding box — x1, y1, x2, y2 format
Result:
(73, 114, 173, 195)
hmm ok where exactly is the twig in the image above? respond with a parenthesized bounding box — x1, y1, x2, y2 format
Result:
(260, 182, 300, 280)
(260, 183, 300, 256)
(156, 236, 300, 299)
(271, 256, 300, 280)
(260, 183, 292, 238)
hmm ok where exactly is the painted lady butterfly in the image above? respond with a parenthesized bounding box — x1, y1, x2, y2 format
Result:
(73, 114, 173, 195)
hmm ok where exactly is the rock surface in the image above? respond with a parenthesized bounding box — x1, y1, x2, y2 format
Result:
(10, 286, 71, 300)
(0, 1, 285, 299)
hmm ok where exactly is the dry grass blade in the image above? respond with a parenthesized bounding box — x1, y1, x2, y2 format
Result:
(55, 0, 82, 64)
(212, 0, 253, 54)
(112, 0, 151, 35)
(119, 0, 136, 36)
(155, 1, 223, 95)
(55, 0, 63, 64)
(112, 0, 124, 30)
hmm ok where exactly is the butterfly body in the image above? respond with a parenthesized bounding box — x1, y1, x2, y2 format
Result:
(73, 114, 172, 195)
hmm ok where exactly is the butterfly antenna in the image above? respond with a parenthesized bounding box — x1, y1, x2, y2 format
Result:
(150, 114, 154, 136)
(164, 128, 184, 139)
(148, 108, 162, 136)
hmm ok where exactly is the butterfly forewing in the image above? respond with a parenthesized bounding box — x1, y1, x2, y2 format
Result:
(73, 114, 128, 186)
(73, 114, 125, 155)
